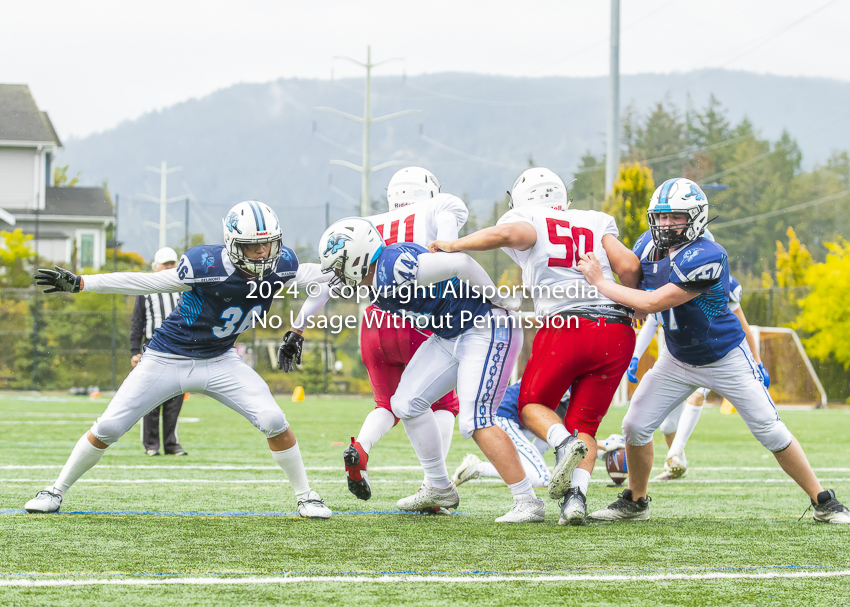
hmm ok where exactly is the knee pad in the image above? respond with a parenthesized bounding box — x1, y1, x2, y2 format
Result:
(622, 411, 653, 447)
(255, 408, 289, 438)
(92, 419, 126, 445)
(750, 418, 794, 453)
(390, 393, 430, 421)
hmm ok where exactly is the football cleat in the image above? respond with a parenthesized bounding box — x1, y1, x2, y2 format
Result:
(451, 453, 483, 487)
(589, 489, 651, 521)
(665, 450, 687, 479)
(24, 487, 63, 513)
(343, 438, 371, 501)
(495, 494, 546, 523)
(813, 489, 850, 524)
(548, 432, 588, 500)
(397, 483, 459, 512)
(297, 491, 332, 519)
(145, 449, 160, 456)
(558, 487, 587, 526)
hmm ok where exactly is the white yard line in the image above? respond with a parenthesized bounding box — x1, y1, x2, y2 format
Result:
(2, 569, 850, 587)
(4, 478, 850, 485)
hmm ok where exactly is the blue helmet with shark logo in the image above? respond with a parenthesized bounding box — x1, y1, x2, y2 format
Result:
(318, 218, 385, 291)
(222, 201, 283, 277)
(647, 178, 710, 250)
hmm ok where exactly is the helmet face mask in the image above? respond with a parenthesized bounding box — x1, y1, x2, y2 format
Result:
(319, 218, 385, 295)
(222, 201, 283, 277)
(386, 167, 440, 211)
(646, 179, 709, 251)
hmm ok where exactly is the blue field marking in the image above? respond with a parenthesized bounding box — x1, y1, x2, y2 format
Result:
(0, 564, 842, 580)
(0, 508, 469, 517)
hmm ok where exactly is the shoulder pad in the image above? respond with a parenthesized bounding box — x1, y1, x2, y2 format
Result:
(671, 241, 727, 283)
(178, 245, 230, 283)
(375, 244, 423, 290)
(272, 246, 299, 278)
(633, 230, 652, 255)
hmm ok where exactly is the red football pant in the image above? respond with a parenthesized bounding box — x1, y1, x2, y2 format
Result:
(519, 317, 635, 438)
(359, 306, 459, 421)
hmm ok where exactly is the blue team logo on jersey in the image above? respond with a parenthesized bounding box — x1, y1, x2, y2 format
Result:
(200, 251, 216, 273)
(682, 248, 701, 264)
(378, 265, 387, 285)
(225, 212, 242, 234)
(324, 234, 351, 256)
(683, 184, 706, 201)
(280, 248, 291, 261)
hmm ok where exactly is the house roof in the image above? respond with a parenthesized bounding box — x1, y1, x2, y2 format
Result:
(45, 187, 112, 217)
(2, 187, 114, 220)
(0, 84, 62, 145)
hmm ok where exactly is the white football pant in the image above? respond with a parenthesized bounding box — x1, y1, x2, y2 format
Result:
(497, 416, 551, 487)
(91, 349, 288, 445)
(391, 309, 522, 439)
(624, 339, 792, 452)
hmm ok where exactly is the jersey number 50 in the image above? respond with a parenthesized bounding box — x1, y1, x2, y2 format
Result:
(546, 218, 593, 268)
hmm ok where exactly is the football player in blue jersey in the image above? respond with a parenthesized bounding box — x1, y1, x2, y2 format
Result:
(315, 217, 546, 522)
(577, 178, 849, 523)
(25, 201, 333, 519)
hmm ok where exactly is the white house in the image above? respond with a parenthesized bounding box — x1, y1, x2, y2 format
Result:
(0, 84, 112, 269)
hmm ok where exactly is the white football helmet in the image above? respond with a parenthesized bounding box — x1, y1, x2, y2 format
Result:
(509, 168, 573, 211)
(222, 201, 282, 277)
(319, 218, 385, 290)
(386, 167, 440, 211)
(647, 178, 709, 250)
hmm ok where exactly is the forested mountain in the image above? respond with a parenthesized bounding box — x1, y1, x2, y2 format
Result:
(58, 70, 850, 273)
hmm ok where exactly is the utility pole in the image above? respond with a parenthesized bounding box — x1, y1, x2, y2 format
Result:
(138, 161, 186, 249)
(605, 0, 621, 197)
(315, 46, 419, 215)
(111, 194, 119, 390)
(184, 197, 190, 250)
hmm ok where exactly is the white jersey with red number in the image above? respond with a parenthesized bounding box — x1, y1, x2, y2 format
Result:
(368, 193, 468, 246)
(497, 206, 625, 318)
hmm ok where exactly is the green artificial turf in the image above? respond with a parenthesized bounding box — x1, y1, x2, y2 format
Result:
(1, 392, 848, 606)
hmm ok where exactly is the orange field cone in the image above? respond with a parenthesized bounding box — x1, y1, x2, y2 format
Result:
(183, 393, 190, 401)
(292, 386, 305, 402)
(720, 398, 737, 414)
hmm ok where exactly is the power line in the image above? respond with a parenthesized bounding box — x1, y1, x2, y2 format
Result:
(711, 190, 850, 229)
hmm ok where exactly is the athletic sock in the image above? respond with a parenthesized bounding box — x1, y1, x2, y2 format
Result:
(271, 442, 311, 498)
(434, 409, 455, 461)
(478, 462, 499, 478)
(546, 424, 571, 450)
(670, 403, 703, 454)
(401, 411, 450, 489)
(571, 468, 591, 495)
(53, 434, 107, 495)
(507, 476, 535, 498)
(356, 408, 397, 453)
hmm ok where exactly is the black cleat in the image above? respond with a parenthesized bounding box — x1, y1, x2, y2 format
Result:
(588, 488, 651, 521)
(812, 489, 850, 524)
(343, 439, 371, 501)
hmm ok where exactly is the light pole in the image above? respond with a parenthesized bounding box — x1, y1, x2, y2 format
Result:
(605, 0, 621, 197)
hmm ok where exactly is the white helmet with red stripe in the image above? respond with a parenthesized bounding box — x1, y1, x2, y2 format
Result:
(386, 167, 441, 211)
(222, 201, 282, 277)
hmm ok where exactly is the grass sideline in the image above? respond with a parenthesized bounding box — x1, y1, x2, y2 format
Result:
(1, 392, 848, 606)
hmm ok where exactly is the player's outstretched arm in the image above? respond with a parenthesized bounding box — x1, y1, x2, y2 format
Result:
(577, 252, 697, 314)
(35, 266, 189, 296)
(429, 222, 537, 254)
(601, 234, 641, 288)
(417, 252, 519, 310)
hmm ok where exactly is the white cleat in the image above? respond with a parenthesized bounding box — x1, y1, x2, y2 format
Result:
(451, 453, 483, 487)
(297, 491, 332, 519)
(25, 487, 63, 513)
(495, 494, 546, 523)
(666, 450, 687, 479)
(397, 483, 460, 512)
(548, 434, 588, 500)
(558, 487, 587, 526)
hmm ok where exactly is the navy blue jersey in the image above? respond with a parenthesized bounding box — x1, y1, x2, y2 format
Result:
(370, 243, 493, 339)
(148, 244, 298, 358)
(633, 230, 745, 365)
(496, 379, 570, 427)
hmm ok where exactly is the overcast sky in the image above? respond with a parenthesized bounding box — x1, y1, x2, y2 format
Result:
(3, 0, 848, 139)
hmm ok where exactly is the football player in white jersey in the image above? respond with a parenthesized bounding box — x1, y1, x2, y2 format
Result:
(430, 167, 641, 525)
(291, 167, 468, 502)
(577, 178, 849, 523)
(25, 201, 333, 519)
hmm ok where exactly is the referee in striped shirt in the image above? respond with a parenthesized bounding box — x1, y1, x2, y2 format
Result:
(129, 247, 188, 456)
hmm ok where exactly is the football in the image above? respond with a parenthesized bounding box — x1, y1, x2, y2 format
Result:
(605, 447, 628, 485)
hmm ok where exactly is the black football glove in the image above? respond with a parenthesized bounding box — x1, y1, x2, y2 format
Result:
(34, 266, 82, 294)
(277, 330, 304, 373)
